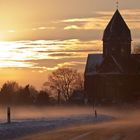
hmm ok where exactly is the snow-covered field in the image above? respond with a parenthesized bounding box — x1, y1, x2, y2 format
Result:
(0, 107, 114, 140)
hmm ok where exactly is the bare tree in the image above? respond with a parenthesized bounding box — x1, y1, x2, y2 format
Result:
(1, 81, 19, 94)
(0, 81, 19, 104)
(44, 67, 84, 101)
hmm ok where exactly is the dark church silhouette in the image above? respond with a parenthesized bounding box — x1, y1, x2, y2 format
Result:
(85, 9, 140, 103)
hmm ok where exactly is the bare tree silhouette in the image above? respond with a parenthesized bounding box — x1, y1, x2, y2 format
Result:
(44, 67, 84, 101)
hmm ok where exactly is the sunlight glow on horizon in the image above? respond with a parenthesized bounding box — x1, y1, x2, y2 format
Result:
(0, 39, 102, 69)
(0, 39, 101, 89)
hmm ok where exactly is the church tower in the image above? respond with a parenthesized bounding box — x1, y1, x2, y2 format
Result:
(103, 9, 132, 58)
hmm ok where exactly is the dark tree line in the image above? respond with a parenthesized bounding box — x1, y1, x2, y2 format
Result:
(0, 68, 85, 106)
(0, 81, 51, 105)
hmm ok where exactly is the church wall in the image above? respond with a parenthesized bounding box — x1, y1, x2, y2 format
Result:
(85, 74, 140, 103)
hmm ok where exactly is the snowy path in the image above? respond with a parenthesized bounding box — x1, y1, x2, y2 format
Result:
(0, 114, 113, 140)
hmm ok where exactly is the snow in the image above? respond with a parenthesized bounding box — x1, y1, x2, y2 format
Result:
(85, 54, 103, 75)
(0, 115, 112, 140)
(0, 106, 114, 140)
(0, 114, 113, 140)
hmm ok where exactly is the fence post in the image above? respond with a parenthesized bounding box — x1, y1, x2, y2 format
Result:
(7, 107, 11, 124)
(95, 109, 97, 118)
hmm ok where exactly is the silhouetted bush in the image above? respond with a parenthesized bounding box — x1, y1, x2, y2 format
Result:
(69, 90, 85, 105)
(17, 85, 37, 105)
(36, 90, 50, 105)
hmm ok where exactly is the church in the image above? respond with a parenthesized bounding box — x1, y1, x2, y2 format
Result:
(84, 9, 140, 103)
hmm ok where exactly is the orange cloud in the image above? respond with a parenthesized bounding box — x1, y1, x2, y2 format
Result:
(62, 9, 140, 30)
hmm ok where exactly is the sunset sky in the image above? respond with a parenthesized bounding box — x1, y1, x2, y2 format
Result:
(0, 0, 140, 89)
